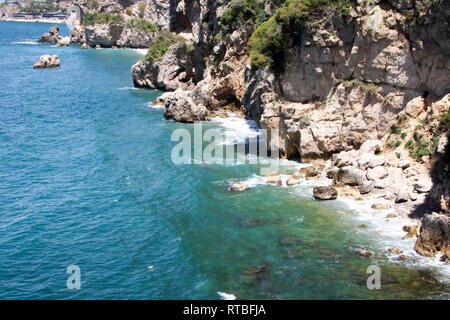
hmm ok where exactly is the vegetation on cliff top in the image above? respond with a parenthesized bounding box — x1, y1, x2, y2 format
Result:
(127, 18, 157, 33)
(248, 0, 351, 71)
(220, 0, 268, 34)
(144, 31, 184, 63)
(83, 12, 124, 26)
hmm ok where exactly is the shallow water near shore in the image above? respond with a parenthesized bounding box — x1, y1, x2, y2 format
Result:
(0, 21, 449, 300)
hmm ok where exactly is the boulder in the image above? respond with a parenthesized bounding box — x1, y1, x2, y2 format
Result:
(313, 186, 338, 200)
(33, 55, 60, 69)
(388, 247, 403, 254)
(333, 150, 358, 168)
(298, 166, 319, 179)
(326, 167, 339, 179)
(164, 89, 210, 123)
(413, 178, 433, 193)
(358, 153, 385, 170)
(354, 246, 373, 258)
(398, 255, 413, 261)
(367, 166, 388, 181)
(81, 43, 90, 49)
(337, 166, 367, 186)
(371, 203, 392, 210)
(396, 160, 411, 170)
(264, 174, 282, 186)
(414, 213, 450, 257)
(394, 188, 410, 203)
(333, 185, 360, 198)
(230, 182, 249, 191)
(286, 175, 300, 186)
(358, 180, 374, 194)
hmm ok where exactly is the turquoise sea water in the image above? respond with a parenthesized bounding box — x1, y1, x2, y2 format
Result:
(0, 21, 449, 300)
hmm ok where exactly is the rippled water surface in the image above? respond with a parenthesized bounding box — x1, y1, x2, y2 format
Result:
(0, 21, 449, 300)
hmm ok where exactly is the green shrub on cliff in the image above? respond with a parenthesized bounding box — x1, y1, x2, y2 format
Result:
(127, 18, 157, 33)
(220, 0, 268, 34)
(439, 109, 450, 131)
(248, 0, 351, 71)
(84, 12, 124, 26)
(144, 31, 183, 63)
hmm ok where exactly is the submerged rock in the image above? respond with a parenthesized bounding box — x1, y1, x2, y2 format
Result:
(354, 246, 373, 258)
(264, 173, 282, 186)
(33, 55, 60, 69)
(313, 186, 338, 200)
(239, 218, 262, 227)
(279, 237, 303, 246)
(243, 263, 268, 279)
(230, 182, 249, 192)
(388, 247, 403, 255)
(398, 254, 413, 262)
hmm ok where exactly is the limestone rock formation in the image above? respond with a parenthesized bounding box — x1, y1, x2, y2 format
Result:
(415, 213, 450, 258)
(164, 88, 210, 123)
(33, 55, 60, 69)
(85, 24, 124, 48)
(70, 26, 86, 44)
(313, 186, 338, 200)
(131, 42, 199, 91)
(116, 25, 155, 48)
(244, 2, 449, 161)
(37, 25, 62, 44)
(56, 37, 70, 47)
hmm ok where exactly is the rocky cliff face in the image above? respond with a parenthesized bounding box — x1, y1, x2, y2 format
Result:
(83, 0, 449, 260)
(245, 1, 449, 160)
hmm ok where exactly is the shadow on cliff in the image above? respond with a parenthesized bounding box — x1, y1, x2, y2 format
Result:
(408, 131, 450, 220)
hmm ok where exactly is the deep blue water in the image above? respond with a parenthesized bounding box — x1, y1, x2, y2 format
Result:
(0, 21, 449, 300)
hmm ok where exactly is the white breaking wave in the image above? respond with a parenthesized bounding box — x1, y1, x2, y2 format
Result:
(146, 102, 165, 110)
(133, 49, 148, 56)
(211, 113, 261, 145)
(12, 41, 38, 45)
(217, 292, 236, 300)
(118, 86, 146, 91)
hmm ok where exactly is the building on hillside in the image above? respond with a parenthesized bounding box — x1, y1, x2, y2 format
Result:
(67, 4, 82, 26)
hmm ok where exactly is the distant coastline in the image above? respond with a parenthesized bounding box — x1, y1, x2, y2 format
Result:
(0, 18, 67, 24)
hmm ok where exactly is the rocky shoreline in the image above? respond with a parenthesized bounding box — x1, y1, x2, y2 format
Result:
(36, 0, 449, 267)
(128, 1, 449, 265)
